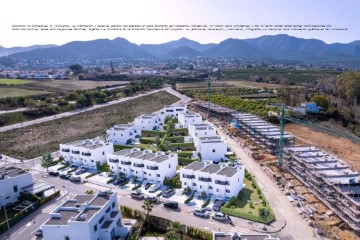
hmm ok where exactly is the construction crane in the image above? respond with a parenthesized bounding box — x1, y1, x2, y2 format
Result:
(277, 104, 360, 167)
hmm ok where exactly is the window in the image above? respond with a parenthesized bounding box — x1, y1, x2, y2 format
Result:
(193, 183, 197, 186)
(131, 170, 134, 172)
(226, 189, 230, 193)
(184, 182, 187, 186)
(99, 216, 105, 224)
(144, 172, 147, 175)
(114, 133, 115, 136)
(65, 237, 70, 240)
(106, 207, 111, 213)
(200, 185, 202, 189)
(212, 149, 215, 153)
(94, 224, 98, 232)
(168, 164, 171, 168)
(13, 185, 18, 192)
(209, 186, 213, 189)
(112, 201, 115, 208)
(216, 189, 219, 192)
(91, 160, 94, 162)
(102, 151, 104, 155)
(157, 174, 160, 177)
(149, 173, 151, 177)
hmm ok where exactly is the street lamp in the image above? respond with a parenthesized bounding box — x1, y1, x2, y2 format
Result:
(0, 195, 11, 237)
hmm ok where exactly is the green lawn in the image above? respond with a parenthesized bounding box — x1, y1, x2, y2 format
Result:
(0, 88, 50, 98)
(221, 178, 275, 224)
(136, 143, 159, 152)
(0, 78, 34, 85)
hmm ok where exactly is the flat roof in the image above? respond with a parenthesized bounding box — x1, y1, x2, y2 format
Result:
(126, 151, 144, 158)
(114, 149, 132, 156)
(88, 143, 106, 150)
(139, 153, 156, 160)
(113, 123, 134, 131)
(78, 208, 100, 221)
(217, 167, 239, 177)
(91, 195, 110, 206)
(137, 114, 158, 119)
(0, 167, 28, 178)
(45, 210, 78, 225)
(201, 164, 221, 174)
(150, 155, 170, 163)
(62, 195, 94, 208)
(185, 162, 205, 171)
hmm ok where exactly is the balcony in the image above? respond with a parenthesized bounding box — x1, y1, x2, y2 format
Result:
(199, 177, 212, 182)
(182, 174, 195, 179)
(81, 152, 91, 156)
(71, 150, 80, 154)
(215, 180, 229, 185)
(133, 163, 144, 168)
(61, 149, 70, 153)
(147, 166, 158, 170)
(109, 159, 119, 163)
(121, 161, 131, 165)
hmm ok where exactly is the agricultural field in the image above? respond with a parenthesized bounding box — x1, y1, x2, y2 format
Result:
(0, 91, 179, 159)
(34, 79, 130, 91)
(0, 88, 51, 98)
(224, 69, 339, 85)
(0, 78, 34, 85)
(286, 123, 360, 171)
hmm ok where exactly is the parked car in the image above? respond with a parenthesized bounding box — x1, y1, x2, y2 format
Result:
(113, 178, 127, 186)
(144, 195, 158, 203)
(163, 201, 178, 209)
(131, 190, 144, 200)
(193, 208, 209, 218)
(211, 212, 227, 221)
(149, 184, 161, 193)
(48, 171, 59, 176)
(69, 165, 78, 170)
(69, 176, 81, 182)
(60, 173, 71, 179)
(144, 182, 152, 190)
(75, 168, 86, 175)
(162, 188, 175, 198)
(212, 199, 224, 211)
(35, 227, 43, 237)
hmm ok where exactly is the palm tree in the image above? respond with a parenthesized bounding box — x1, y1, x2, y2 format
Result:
(85, 190, 95, 195)
(229, 156, 236, 167)
(258, 208, 270, 230)
(141, 200, 154, 227)
(163, 140, 171, 151)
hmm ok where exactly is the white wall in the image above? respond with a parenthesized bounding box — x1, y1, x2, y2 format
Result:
(0, 172, 33, 206)
(199, 141, 227, 162)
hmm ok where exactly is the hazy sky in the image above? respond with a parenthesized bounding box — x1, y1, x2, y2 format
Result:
(1, 0, 359, 47)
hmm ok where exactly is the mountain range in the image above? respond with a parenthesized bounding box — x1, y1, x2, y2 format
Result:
(3, 34, 360, 62)
(0, 44, 56, 57)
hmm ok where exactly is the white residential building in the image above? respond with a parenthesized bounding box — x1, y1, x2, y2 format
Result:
(180, 161, 245, 199)
(0, 165, 33, 207)
(196, 136, 227, 162)
(60, 139, 114, 169)
(42, 191, 130, 240)
(107, 148, 178, 183)
(106, 123, 141, 145)
(188, 124, 217, 139)
(134, 114, 164, 131)
(178, 112, 203, 128)
(160, 105, 187, 118)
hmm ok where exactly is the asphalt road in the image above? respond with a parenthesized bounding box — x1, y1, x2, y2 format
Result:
(205, 118, 316, 240)
(0, 87, 184, 133)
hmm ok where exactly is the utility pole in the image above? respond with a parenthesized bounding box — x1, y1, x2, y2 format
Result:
(277, 104, 285, 168)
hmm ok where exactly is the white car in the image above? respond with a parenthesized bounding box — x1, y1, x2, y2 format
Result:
(149, 184, 161, 192)
(193, 208, 209, 218)
(211, 212, 227, 221)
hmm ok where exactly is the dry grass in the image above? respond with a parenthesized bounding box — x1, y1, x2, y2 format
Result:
(223, 80, 302, 89)
(35, 79, 130, 91)
(0, 91, 179, 159)
(285, 124, 360, 171)
(0, 88, 51, 98)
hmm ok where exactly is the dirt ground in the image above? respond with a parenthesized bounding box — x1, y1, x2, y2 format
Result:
(0, 91, 179, 159)
(285, 124, 360, 171)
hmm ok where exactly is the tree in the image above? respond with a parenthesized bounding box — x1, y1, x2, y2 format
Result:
(77, 94, 92, 108)
(102, 129, 109, 142)
(41, 153, 53, 171)
(258, 208, 270, 230)
(118, 172, 126, 180)
(85, 190, 94, 195)
(310, 95, 329, 110)
(229, 156, 236, 167)
(164, 230, 180, 240)
(68, 64, 83, 75)
(24, 98, 36, 108)
(168, 221, 185, 240)
(183, 186, 192, 195)
(163, 141, 171, 151)
(336, 72, 360, 104)
(200, 191, 207, 199)
(141, 200, 154, 227)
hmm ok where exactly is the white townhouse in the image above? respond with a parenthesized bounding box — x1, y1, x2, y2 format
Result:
(60, 139, 114, 169)
(195, 136, 227, 162)
(188, 123, 217, 139)
(180, 161, 245, 199)
(160, 105, 187, 118)
(42, 191, 130, 240)
(107, 148, 178, 183)
(0, 165, 33, 207)
(106, 123, 141, 145)
(134, 114, 164, 131)
(178, 112, 203, 128)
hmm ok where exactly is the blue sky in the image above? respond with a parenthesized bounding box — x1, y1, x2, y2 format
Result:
(0, 0, 359, 47)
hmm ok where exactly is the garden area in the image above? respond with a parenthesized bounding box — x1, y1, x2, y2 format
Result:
(221, 172, 275, 224)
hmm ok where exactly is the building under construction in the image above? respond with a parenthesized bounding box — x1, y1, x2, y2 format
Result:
(190, 101, 235, 120)
(231, 113, 295, 154)
(284, 146, 360, 232)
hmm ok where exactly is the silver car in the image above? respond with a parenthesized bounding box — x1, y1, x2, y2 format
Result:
(193, 208, 209, 218)
(211, 212, 227, 221)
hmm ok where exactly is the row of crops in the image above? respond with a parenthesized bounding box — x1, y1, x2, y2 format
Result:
(224, 69, 339, 85)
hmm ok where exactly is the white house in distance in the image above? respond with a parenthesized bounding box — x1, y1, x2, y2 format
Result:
(134, 114, 164, 131)
(188, 123, 217, 139)
(42, 191, 130, 240)
(180, 161, 244, 199)
(178, 112, 203, 128)
(0, 165, 33, 207)
(195, 136, 227, 162)
(160, 105, 187, 118)
(60, 139, 114, 169)
(106, 123, 141, 145)
(107, 148, 178, 183)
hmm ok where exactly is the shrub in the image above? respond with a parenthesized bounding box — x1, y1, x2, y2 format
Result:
(132, 185, 141, 191)
(184, 193, 195, 204)
(85, 172, 98, 179)
(176, 151, 193, 158)
(156, 192, 163, 197)
(178, 157, 195, 166)
(139, 138, 156, 144)
(201, 199, 211, 208)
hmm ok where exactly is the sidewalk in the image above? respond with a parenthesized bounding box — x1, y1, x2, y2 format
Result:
(252, 219, 286, 233)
